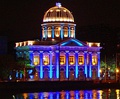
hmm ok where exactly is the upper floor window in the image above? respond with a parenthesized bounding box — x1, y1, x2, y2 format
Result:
(64, 27, 68, 37)
(47, 27, 52, 38)
(60, 56, 66, 65)
(69, 56, 75, 65)
(42, 27, 45, 38)
(33, 55, 40, 66)
(70, 27, 74, 37)
(78, 56, 84, 65)
(55, 27, 60, 37)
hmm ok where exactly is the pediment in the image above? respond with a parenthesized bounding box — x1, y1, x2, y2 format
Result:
(60, 38, 88, 47)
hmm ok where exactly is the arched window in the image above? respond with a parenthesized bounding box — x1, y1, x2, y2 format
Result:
(55, 27, 60, 37)
(60, 55, 66, 65)
(78, 55, 84, 65)
(64, 27, 68, 37)
(42, 27, 45, 38)
(33, 55, 40, 66)
(43, 55, 49, 65)
(47, 27, 52, 38)
(69, 55, 75, 65)
(92, 55, 97, 65)
(70, 27, 74, 37)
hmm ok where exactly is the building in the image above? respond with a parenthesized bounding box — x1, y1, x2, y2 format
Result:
(15, 3, 102, 81)
(0, 36, 7, 55)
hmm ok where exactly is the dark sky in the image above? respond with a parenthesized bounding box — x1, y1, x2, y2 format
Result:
(1, 0, 120, 42)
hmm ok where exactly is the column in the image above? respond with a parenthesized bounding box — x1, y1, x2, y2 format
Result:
(56, 50, 59, 79)
(75, 51, 79, 78)
(68, 25, 70, 37)
(49, 51, 53, 79)
(40, 51, 43, 79)
(65, 51, 69, 79)
(89, 52, 92, 78)
(84, 51, 87, 78)
(29, 51, 33, 65)
(45, 26, 47, 39)
(73, 26, 76, 38)
(52, 26, 54, 39)
(97, 52, 100, 77)
(61, 25, 63, 40)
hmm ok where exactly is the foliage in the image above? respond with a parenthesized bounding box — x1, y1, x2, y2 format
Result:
(100, 57, 116, 73)
(0, 54, 16, 80)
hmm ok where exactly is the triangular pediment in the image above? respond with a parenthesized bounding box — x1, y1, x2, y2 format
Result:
(60, 38, 88, 47)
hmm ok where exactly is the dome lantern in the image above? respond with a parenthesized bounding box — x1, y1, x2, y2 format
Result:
(43, 2, 74, 23)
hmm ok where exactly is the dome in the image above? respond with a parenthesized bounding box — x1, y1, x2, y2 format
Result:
(43, 3, 74, 23)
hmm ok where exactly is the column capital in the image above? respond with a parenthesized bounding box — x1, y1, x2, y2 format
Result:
(84, 51, 88, 53)
(65, 50, 69, 53)
(49, 51, 52, 53)
(56, 50, 59, 53)
(97, 52, 100, 54)
(88, 51, 92, 54)
(75, 51, 79, 53)
(29, 51, 33, 53)
(40, 51, 43, 53)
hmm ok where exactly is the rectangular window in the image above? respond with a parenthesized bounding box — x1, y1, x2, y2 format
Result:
(60, 56, 65, 65)
(92, 55, 97, 65)
(33, 55, 40, 66)
(78, 56, 84, 65)
(43, 56, 49, 65)
(69, 56, 75, 65)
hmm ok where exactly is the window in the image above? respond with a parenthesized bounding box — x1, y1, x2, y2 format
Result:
(78, 56, 84, 65)
(69, 56, 75, 65)
(64, 27, 68, 37)
(55, 27, 60, 37)
(92, 55, 97, 65)
(60, 56, 65, 65)
(42, 28, 45, 38)
(43, 56, 49, 65)
(47, 27, 52, 38)
(70, 28, 74, 37)
(33, 55, 40, 66)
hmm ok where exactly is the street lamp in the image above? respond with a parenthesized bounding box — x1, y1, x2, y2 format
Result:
(116, 68, 119, 82)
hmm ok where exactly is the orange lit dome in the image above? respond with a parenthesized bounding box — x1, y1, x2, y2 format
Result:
(43, 3, 74, 23)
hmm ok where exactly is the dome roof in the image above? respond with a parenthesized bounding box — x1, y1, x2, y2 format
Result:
(43, 3, 74, 23)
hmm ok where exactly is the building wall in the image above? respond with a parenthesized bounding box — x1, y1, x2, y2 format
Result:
(16, 45, 101, 81)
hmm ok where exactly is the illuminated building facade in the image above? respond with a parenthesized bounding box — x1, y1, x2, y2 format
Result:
(15, 3, 102, 81)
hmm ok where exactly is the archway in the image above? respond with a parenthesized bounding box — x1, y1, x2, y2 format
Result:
(78, 68, 85, 80)
(44, 68, 49, 81)
(69, 68, 75, 81)
(92, 68, 97, 80)
(60, 68, 65, 81)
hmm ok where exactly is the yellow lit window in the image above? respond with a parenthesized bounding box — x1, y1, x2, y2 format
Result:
(42, 28, 45, 38)
(55, 27, 60, 37)
(43, 56, 49, 65)
(60, 56, 65, 65)
(78, 56, 84, 65)
(92, 55, 97, 65)
(47, 27, 52, 38)
(69, 56, 75, 65)
(64, 27, 68, 37)
(70, 28, 74, 37)
(33, 55, 40, 66)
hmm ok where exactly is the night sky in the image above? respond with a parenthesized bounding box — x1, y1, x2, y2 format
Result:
(1, 0, 120, 42)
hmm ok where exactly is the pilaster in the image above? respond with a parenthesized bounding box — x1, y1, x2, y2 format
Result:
(65, 50, 69, 79)
(39, 51, 43, 79)
(75, 51, 79, 78)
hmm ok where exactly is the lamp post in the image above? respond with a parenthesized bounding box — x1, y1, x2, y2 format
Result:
(116, 68, 119, 82)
